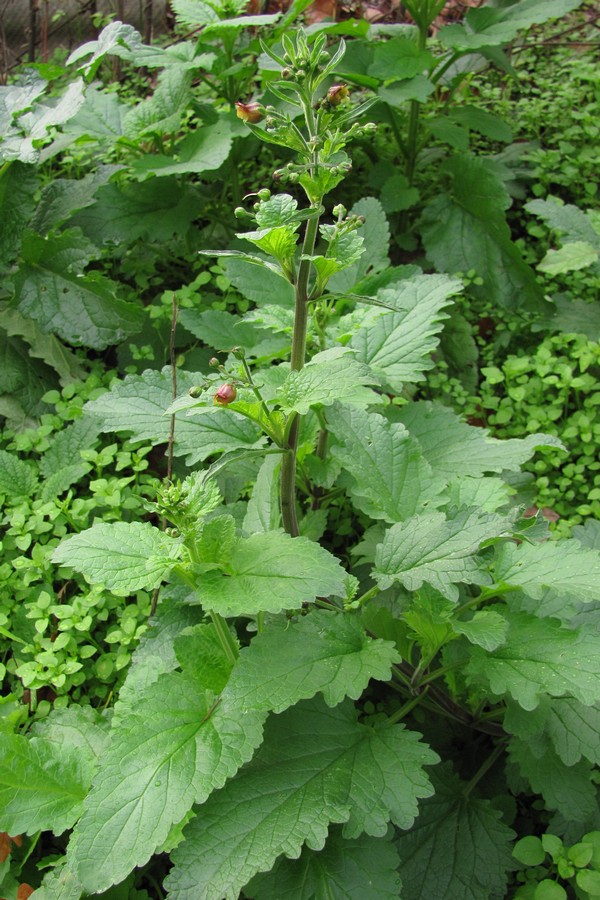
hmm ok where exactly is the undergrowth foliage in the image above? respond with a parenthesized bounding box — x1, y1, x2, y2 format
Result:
(1, 9, 600, 900)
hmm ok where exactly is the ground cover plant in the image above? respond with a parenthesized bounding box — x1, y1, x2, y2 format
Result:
(1, 4, 600, 899)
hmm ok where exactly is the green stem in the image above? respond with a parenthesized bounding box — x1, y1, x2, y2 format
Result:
(385, 104, 408, 158)
(280, 210, 321, 536)
(239, 354, 274, 430)
(387, 689, 428, 725)
(463, 740, 507, 798)
(405, 25, 428, 187)
(15, 831, 41, 876)
(210, 610, 239, 664)
(456, 584, 512, 614)
(354, 584, 381, 608)
(181, 550, 239, 663)
(418, 658, 464, 686)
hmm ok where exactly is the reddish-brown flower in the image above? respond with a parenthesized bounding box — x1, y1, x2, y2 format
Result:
(326, 84, 349, 106)
(235, 101, 264, 124)
(214, 383, 237, 405)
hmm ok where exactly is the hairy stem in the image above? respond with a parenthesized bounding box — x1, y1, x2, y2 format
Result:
(280, 210, 321, 536)
(405, 25, 428, 187)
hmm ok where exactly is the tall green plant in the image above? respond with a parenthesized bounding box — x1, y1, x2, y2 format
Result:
(328, 0, 585, 312)
(3, 30, 600, 900)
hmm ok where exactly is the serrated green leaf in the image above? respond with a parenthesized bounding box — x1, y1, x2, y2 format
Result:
(84, 368, 266, 466)
(374, 510, 507, 602)
(368, 36, 434, 82)
(52, 521, 181, 594)
(32, 861, 84, 900)
(421, 154, 544, 311)
(225, 256, 295, 306)
(170, 0, 221, 27)
(0, 733, 91, 835)
(166, 698, 437, 900)
(277, 348, 381, 415)
(494, 539, 600, 601)
(544, 295, 600, 341)
(467, 607, 600, 710)
(1, 305, 85, 383)
(329, 198, 389, 293)
(453, 610, 509, 651)
(378, 75, 435, 106)
(130, 117, 234, 177)
(14, 230, 143, 349)
(439, 0, 584, 51)
(349, 275, 459, 389)
(449, 106, 513, 142)
(538, 241, 598, 275)
(0, 449, 37, 497)
(174, 623, 235, 693)
(243, 454, 281, 534)
(247, 827, 402, 899)
(396, 764, 515, 900)
(70, 671, 266, 894)
(27, 78, 86, 141)
(0, 333, 55, 426)
(30, 705, 110, 761)
(239, 225, 299, 264)
(61, 82, 125, 146)
(328, 405, 444, 524)
(404, 591, 454, 659)
(395, 401, 564, 478)
(505, 696, 600, 767)
(319, 222, 365, 276)
(40, 416, 101, 479)
(0, 160, 37, 266)
(197, 515, 237, 567)
(67, 21, 143, 73)
(225, 610, 400, 712)
(508, 739, 596, 823)
(443, 475, 513, 513)
(192, 531, 346, 616)
(255, 194, 301, 228)
(179, 308, 286, 358)
(70, 177, 200, 244)
(31, 166, 118, 234)
(525, 197, 599, 246)
(124, 64, 192, 138)
(115, 597, 201, 710)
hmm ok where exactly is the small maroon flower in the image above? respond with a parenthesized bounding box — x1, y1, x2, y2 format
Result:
(235, 101, 264, 124)
(214, 383, 237, 405)
(326, 84, 349, 107)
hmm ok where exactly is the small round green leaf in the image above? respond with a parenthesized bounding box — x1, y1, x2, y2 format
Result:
(582, 832, 600, 869)
(569, 842, 594, 868)
(576, 868, 600, 896)
(514, 836, 546, 867)
(542, 834, 564, 862)
(533, 881, 567, 900)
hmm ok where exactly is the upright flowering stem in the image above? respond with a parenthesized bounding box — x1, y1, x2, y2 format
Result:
(280, 210, 321, 536)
